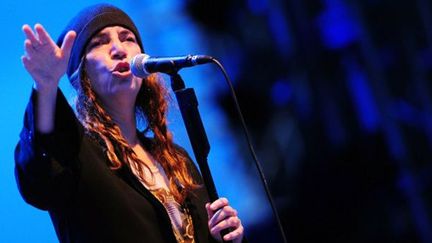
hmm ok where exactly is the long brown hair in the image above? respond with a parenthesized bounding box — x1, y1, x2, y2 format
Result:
(75, 61, 200, 204)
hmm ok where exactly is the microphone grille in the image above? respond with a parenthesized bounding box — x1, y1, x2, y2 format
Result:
(131, 54, 150, 78)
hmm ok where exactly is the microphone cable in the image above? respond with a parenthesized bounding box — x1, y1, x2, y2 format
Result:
(208, 57, 288, 243)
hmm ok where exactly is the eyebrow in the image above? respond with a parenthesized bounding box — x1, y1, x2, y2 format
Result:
(92, 29, 134, 39)
(92, 32, 108, 40)
(118, 29, 134, 37)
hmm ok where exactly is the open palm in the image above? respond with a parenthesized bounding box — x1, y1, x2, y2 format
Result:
(21, 24, 76, 92)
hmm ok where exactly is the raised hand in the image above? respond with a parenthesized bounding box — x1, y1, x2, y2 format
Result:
(21, 23, 76, 93)
(21, 24, 76, 133)
(206, 198, 244, 243)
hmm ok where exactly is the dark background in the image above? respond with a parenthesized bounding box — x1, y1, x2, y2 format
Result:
(185, 0, 432, 242)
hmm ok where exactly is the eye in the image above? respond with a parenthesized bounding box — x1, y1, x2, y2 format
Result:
(88, 41, 101, 49)
(88, 36, 110, 50)
(126, 36, 136, 42)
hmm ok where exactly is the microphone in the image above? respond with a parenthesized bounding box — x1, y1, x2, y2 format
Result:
(131, 54, 213, 77)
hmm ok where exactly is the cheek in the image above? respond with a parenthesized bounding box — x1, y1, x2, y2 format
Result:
(84, 54, 98, 78)
(85, 63, 98, 82)
(129, 44, 142, 56)
(84, 66, 104, 98)
(85, 57, 110, 87)
(85, 52, 109, 78)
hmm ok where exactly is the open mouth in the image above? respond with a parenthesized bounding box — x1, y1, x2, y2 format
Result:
(113, 62, 131, 73)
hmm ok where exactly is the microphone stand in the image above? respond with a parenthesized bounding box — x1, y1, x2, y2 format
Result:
(169, 72, 232, 243)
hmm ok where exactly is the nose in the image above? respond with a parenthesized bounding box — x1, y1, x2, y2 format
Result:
(110, 39, 127, 60)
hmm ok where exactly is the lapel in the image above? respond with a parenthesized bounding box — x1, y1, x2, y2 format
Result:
(114, 132, 177, 242)
(117, 132, 213, 243)
(117, 132, 156, 203)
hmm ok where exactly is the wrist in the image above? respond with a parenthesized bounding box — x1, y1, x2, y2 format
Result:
(33, 81, 59, 96)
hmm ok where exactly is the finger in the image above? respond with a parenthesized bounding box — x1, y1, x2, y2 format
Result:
(24, 39, 37, 55)
(22, 24, 39, 45)
(21, 55, 37, 75)
(210, 216, 241, 235)
(34, 24, 54, 46)
(210, 197, 229, 211)
(209, 206, 237, 228)
(61, 30, 76, 60)
(21, 55, 31, 69)
(223, 225, 244, 241)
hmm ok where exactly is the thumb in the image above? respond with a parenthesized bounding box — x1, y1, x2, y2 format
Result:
(61, 30, 76, 61)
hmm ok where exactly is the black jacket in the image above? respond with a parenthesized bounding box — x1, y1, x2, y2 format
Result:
(15, 89, 217, 243)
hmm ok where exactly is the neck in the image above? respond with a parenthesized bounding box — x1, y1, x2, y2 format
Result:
(102, 100, 138, 146)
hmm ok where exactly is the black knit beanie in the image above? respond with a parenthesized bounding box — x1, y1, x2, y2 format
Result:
(57, 3, 144, 81)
